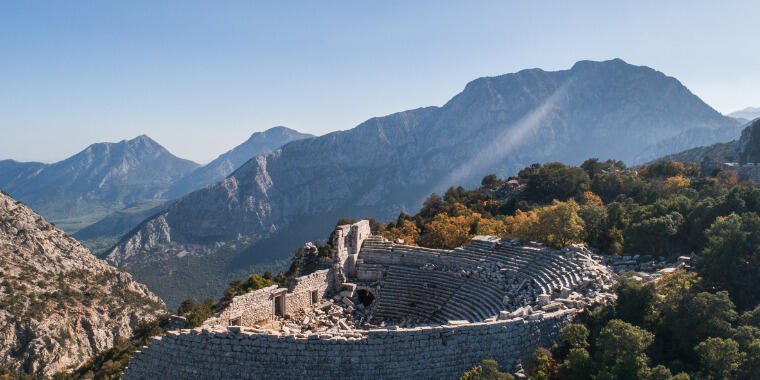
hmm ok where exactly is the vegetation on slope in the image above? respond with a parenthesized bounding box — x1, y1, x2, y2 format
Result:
(377, 159, 719, 258)
(498, 267, 760, 380)
(0, 191, 165, 379)
(410, 159, 760, 379)
(53, 317, 170, 380)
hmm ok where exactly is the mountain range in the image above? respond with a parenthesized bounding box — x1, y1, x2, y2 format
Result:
(0, 135, 199, 232)
(0, 127, 313, 254)
(103, 58, 742, 307)
(729, 106, 760, 123)
(661, 118, 760, 164)
(0, 191, 164, 377)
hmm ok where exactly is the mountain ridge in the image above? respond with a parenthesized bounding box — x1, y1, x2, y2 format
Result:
(657, 118, 760, 164)
(729, 106, 760, 122)
(165, 126, 313, 199)
(0, 135, 199, 232)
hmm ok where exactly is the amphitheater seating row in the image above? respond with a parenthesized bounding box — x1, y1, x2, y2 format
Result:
(357, 236, 591, 322)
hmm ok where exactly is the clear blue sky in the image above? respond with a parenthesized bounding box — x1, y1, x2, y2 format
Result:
(2, 1, 759, 164)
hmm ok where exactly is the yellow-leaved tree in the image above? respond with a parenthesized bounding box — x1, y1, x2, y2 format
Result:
(505, 209, 540, 242)
(578, 190, 603, 206)
(381, 219, 420, 245)
(505, 200, 585, 248)
(422, 212, 480, 249)
(664, 175, 691, 193)
(474, 216, 508, 237)
(534, 199, 585, 248)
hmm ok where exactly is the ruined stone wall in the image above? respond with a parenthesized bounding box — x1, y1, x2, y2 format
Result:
(717, 162, 760, 184)
(361, 245, 477, 268)
(204, 270, 332, 328)
(204, 285, 280, 327)
(123, 310, 574, 380)
(332, 220, 371, 281)
(285, 269, 331, 315)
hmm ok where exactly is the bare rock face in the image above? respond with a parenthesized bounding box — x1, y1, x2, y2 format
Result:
(165, 126, 314, 199)
(0, 191, 165, 377)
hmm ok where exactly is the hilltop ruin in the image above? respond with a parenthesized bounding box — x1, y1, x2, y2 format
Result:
(123, 220, 615, 379)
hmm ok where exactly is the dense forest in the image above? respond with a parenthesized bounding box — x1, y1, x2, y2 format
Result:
(35, 158, 760, 379)
(370, 158, 760, 380)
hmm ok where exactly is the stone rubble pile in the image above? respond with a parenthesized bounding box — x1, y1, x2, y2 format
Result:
(605, 253, 693, 279)
(262, 294, 382, 336)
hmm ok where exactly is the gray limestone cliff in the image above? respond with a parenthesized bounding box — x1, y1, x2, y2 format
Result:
(0, 191, 165, 377)
(165, 126, 314, 199)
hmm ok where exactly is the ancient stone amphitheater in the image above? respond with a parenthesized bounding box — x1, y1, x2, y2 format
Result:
(124, 221, 614, 379)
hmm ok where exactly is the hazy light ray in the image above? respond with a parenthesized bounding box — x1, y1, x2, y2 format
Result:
(426, 80, 572, 202)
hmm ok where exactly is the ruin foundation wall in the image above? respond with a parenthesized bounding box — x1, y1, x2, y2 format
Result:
(204, 269, 332, 328)
(123, 309, 574, 380)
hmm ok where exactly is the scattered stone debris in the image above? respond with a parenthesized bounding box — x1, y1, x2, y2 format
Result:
(605, 253, 694, 281)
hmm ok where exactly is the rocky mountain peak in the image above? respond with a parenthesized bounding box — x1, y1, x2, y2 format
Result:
(164, 126, 313, 199)
(0, 136, 199, 232)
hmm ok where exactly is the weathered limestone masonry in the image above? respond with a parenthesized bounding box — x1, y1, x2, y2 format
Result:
(332, 219, 372, 283)
(123, 310, 573, 379)
(203, 269, 332, 327)
(124, 220, 614, 379)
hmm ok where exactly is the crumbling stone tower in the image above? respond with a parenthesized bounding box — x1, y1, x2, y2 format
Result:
(331, 219, 370, 285)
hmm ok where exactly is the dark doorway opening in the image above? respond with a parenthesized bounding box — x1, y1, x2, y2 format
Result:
(274, 294, 285, 317)
(357, 289, 375, 307)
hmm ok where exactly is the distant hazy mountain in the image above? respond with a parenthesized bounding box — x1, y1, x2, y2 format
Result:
(633, 122, 744, 163)
(105, 59, 739, 307)
(0, 135, 198, 232)
(658, 118, 760, 164)
(656, 141, 740, 164)
(729, 106, 760, 122)
(0, 160, 45, 186)
(0, 191, 163, 377)
(166, 126, 313, 199)
(68, 127, 313, 253)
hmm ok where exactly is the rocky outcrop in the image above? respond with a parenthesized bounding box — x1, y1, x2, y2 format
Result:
(738, 119, 760, 164)
(107, 59, 739, 308)
(0, 191, 165, 377)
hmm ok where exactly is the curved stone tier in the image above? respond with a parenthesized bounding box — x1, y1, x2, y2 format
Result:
(357, 235, 611, 324)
